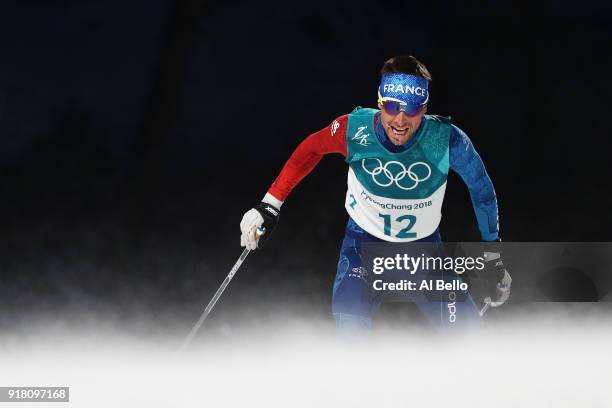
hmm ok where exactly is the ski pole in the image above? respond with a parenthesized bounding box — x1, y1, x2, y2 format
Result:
(179, 227, 265, 351)
(479, 296, 492, 317)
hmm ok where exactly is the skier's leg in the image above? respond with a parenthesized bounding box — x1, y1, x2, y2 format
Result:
(393, 236, 481, 331)
(332, 235, 377, 338)
(333, 312, 372, 336)
(415, 267, 481, 330)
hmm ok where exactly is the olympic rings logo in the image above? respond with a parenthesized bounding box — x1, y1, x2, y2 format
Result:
(361, 158, 431, 190)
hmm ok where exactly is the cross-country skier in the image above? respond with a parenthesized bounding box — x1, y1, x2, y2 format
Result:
(240, 55, 511, 335)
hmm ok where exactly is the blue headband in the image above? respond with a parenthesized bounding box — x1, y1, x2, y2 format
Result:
(378, 73, 429, 106)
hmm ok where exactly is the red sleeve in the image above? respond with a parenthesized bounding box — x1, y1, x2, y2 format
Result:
(268, 114, 348, 201)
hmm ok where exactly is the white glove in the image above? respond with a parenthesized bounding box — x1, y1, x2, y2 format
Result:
(482, 247, 512, 307)
(490, 269, 512, 307)
(240, 208, 265, 250)
(240, 193, 283, 250)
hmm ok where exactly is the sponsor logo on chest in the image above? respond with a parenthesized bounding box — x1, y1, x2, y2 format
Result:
(352, 126, 371, 146)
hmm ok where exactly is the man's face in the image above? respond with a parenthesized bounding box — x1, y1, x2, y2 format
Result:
(378, 103, 426, 146)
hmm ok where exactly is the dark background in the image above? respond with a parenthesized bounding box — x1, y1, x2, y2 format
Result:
(1, 1, 611, 336)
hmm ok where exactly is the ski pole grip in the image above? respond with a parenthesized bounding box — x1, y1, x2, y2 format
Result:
(256, 226, 266, 239)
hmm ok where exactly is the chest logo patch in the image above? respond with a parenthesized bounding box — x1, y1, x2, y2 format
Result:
(352, 126, 371, 146)
(362, 158, 431, 190)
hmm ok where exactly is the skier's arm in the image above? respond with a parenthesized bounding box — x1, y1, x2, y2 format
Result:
(450, 128, 512, 306)
(240, 115, 348, 249)
(267, 115, 348, 204)
(449, 125, 499, 241)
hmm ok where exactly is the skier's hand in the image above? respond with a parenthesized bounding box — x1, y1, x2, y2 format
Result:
(240, 208, 264, 250)
(482, 244, 512, 307)
(240, 201, 280, 250)
(491, 269, 512, 307)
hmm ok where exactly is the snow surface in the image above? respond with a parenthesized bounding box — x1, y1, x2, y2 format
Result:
(1, 309, 611, 408)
